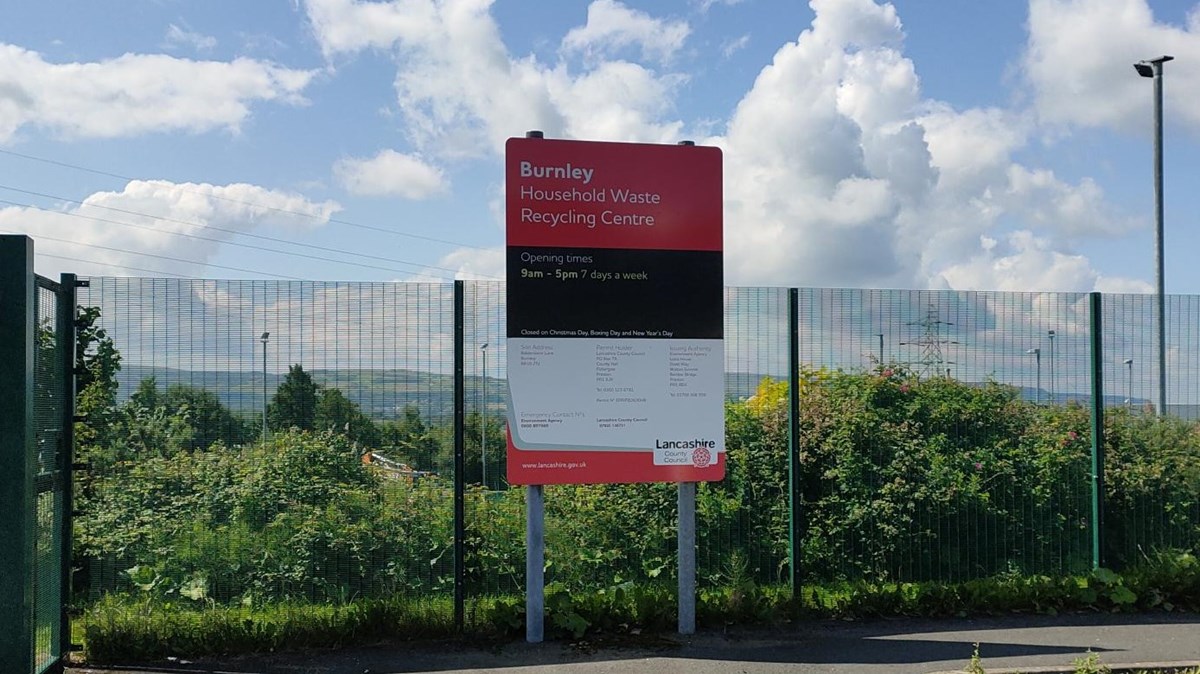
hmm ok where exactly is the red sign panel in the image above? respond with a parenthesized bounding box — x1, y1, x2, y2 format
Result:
(505, 137, 724, 485)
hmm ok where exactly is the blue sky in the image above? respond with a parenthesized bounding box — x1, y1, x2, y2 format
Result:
(2, 0, 1199, 294)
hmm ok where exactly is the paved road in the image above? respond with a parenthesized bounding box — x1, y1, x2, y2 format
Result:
(68, 612, 1200, 674)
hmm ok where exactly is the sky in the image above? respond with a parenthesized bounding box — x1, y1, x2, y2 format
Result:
(2, 0, 1200, 294)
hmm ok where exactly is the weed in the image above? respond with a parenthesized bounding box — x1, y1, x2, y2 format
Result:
(964, 642, 986, 674)
(1072, 651, 1111, 674)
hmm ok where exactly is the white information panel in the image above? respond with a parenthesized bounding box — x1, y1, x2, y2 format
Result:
(508, 337, 723, 464)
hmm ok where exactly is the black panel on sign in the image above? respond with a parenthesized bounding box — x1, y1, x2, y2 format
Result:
(507, 246, 722, 340)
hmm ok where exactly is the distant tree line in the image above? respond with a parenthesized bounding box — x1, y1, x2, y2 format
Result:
(72, 312, 503, 481)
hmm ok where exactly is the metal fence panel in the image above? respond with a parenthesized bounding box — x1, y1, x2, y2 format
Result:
(76, 279, 458, 607)
(792, 288, 1095, 583)
(33, 276, 66, 674)
(67, 277, 1200, 634)
(1102, 294, 1200, 567)
(1, 235, 71, 674)
(1, 236, 37, 673)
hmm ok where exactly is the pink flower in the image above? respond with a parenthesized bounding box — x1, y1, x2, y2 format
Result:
(974, 462, 983, 471)
(1068, 431, 1079, 441)
(899, 384, 911, 393)
(882, 368, 894, 378)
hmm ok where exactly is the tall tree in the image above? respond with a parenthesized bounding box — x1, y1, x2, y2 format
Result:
(75, 306, 121, 404)
(381, 405, 441, 469)
(268, 364, 318, 432)
(315, 388, 380, 448)
(129, 376, 160, 411)
(437, 410, 505, 486)
(163, 384, 253, 450)
(129, 378, 252, 451)
(74, 306, 122, 457)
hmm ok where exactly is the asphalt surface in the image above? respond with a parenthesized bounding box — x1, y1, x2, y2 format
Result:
(67, 612, 1200, 674)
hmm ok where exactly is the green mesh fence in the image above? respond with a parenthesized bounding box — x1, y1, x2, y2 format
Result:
(793, 289, 1095, 583)
(1101, 293, 1200, 568)
(70, 279, 1200, 633)
(76, 279, 458, 607)
(33, 276, 66, 674)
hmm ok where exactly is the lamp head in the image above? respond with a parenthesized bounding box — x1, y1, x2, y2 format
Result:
(1135, 56, 1174, 78)
(481, 342, 489, 350)
(1048, 330, 1055, 337)
(260, 331, 270, 342)
(1124, 358, 1134, 365)
(1027, 348, 1040, 355)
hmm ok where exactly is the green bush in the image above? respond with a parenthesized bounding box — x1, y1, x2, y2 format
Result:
(76, 367, 1200, 631)
(77, 429, 457, 604)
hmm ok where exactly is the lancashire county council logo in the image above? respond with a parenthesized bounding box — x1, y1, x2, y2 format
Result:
(691, 446, 712, 468)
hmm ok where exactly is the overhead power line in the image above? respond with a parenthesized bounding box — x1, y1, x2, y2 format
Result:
(2, 230, 304, 280)
(0, 184, 495, 279)
(0, 147, 489, 250)
(35, 252, 190, 278)
(0, 197, 467, 281)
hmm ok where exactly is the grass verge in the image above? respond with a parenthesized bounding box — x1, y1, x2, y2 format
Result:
(79, 551, 1200, 665)
(81, 594, 456, 664)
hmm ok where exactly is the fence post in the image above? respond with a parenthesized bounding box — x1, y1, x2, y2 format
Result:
(58, 274, 80, 658)
(453, 281, 465, 631)
(1088, 291, 1106, 570)
(787, 288, 801, 594)
(0, 235, 36, 673)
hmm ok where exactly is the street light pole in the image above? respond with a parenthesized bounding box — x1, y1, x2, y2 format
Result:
(1047, 330, 1056, 405)
(877, 333, 884, 366)
(481, 342, 488, 489)
(260, 332, 270, 443)
(1027, 348, 1041, 405)
(1135, 55, 1173, 417)
(1124, 358, 1134, 411)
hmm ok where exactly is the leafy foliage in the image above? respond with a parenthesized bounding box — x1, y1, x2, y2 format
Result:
(70, 312, 1200, 659)
(379, 404, 441, 469)
(81, 557, 1200, 662)
(315, 387, 381, 448)
(268, 364, 319, 432)
(131, 377, 254, 451)
(791, 368, 1102, 581)
(74, 305, 122, 461)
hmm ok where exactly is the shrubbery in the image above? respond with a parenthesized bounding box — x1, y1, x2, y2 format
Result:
(76, 364, 1200, 611)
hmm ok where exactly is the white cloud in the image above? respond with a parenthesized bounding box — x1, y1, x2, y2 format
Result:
(721, 34, 750, 59)
(937, 231, 1100, 292)
(334, 149, 449, 198)
(406, 245, 503, 282)
(0, 44, 314, 142)
(561, 0, 690, 65)
(304, 0, 684, 156)
(301, 0, 1145, 293)
(163, 23, 217, 52)
(1002, 165, 1141, 240)
(1095, 275, 1154, 294)
(549, 61, 686, 144)
(918, 105, 1028, 194)
(708, 0, 1144, 292)
(696, 0, 745, 12)
(809, 0, 903, 51)
(4, 181, 340, 278)
(936, 230, 1149, 294)
(1023, 0, 1200, 132)
(305, 0, 436, 57)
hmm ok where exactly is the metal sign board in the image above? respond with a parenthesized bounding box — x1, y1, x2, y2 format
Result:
(505, 137, 724, 484)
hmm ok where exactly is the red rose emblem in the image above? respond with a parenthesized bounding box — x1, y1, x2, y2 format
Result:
(692, 447, 712, 467)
